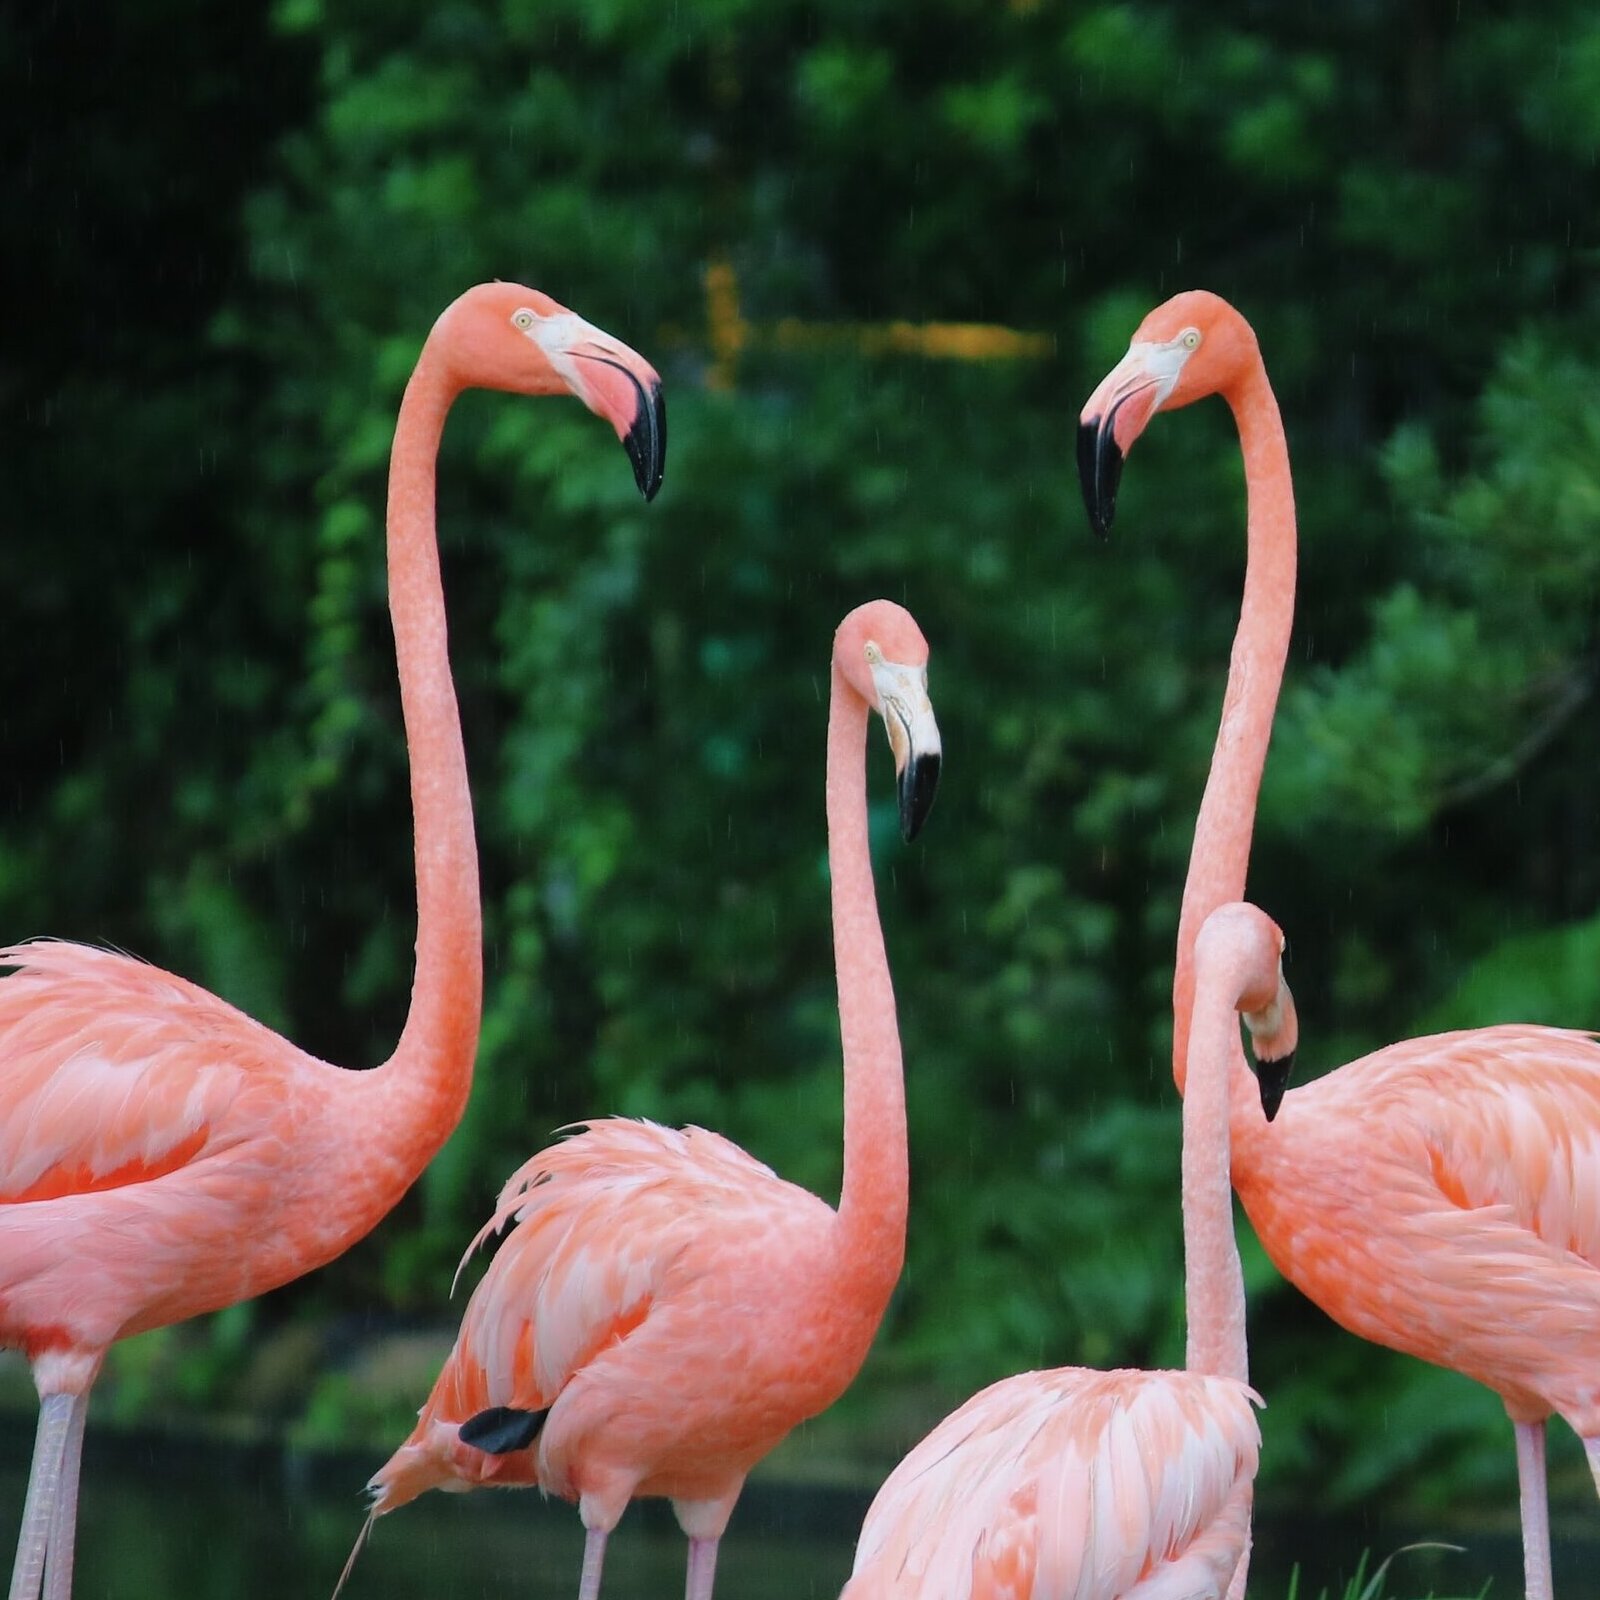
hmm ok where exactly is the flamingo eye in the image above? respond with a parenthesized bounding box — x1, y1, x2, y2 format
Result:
(864, 641, 884, 666)
(1180, 328, 1201, 351)
(512, 309, 537, 331)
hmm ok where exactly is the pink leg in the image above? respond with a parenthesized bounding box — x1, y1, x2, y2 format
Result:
(681, 1536, 720, 1600)
(576, 1527, 608, 1600)
(1514, 1419, 1553, 1600)
(684, 1536, 720, 1600)
(8, 1395, 76, 1600)
(41, 1392, 87, 1600)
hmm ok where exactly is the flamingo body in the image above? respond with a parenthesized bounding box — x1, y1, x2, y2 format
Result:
(1078, 289, 1600, 1599)
(841, 903, 1295, 1600)
(1235, 1024, 1600, 1435)
(373, 1117, 885, 1523)
(1, 280, 666, 1600)
(0, 942, 375, 1373)
(346, 600, 943, 1600)
(843, 1369, 1260, 1600)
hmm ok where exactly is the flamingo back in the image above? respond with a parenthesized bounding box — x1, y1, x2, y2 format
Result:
(844, 1368, 1260, 1600)
(0, 941, 282, 1204)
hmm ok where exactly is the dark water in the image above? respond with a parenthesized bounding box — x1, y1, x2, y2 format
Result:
(0, 1426, 1591, 1598)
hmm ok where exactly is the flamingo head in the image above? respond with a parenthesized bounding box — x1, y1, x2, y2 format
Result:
(1076, 289, 1259, 537)
(1196, 901, 1298, 1121)
(432, 282, 667, 500)
(833, 600, 942, 843)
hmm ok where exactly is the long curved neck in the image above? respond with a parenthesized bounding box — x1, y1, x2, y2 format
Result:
(366, 346, 482, 1174)
(1182, 970, 1248, 1383)
(828, 665, 909, 1306)
(1171, 368, 1295, 1097)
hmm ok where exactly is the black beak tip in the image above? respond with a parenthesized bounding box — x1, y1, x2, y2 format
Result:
(624, 380, 667, 502)
(1075, 419, 1121, 539)
(898, 752, 941, 844)
(1254, 1050, 1294, 1123)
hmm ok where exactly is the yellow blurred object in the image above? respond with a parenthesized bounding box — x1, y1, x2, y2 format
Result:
(701, 256, 1050, 385)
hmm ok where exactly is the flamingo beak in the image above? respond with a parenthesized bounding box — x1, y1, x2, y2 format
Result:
(1076, 413, 1125, 540)
(1252, 1051, 1294, 1122)
(898, 746, 941, 844)
(873, 660, 941, 843)
(1076, 342, 1185, 538)
(571, 352, 666, 501)
(1243, 974, 1298, 1122)
(622, 377, 668, 501)
(531, 312, 668, 501)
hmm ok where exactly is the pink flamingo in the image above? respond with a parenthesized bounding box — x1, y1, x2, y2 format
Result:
(841, 901, 1295, 1600)
(1079, 289, 1600, 1600)
(0, 282, 666, 1600)
(334, 599, 941, 1600)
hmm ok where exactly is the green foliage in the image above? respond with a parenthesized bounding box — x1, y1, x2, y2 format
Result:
(8, 0, 1600, 1535)
(1284, 1545, 1481, 1600)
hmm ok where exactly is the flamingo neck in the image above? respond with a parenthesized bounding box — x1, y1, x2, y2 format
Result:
(1182, 972, 1249, 1383)
(828, 665, 909, 1307)
(368, 346, 482, 1177)
(1171, 365, 1295, 1102)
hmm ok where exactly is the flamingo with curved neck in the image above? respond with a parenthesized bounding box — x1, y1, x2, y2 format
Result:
(333, 600, 941, 1600)
(1080, 289, 1600, 1600)
(0, 281, 666, 1600)
(841, 901, 1295, 1599)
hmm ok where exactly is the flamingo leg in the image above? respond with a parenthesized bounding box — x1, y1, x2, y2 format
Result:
(40, 1393, 88, 1600)
(684, 1536, 720, 1600)
(1514, 1419, 1553, 1600)
(576, 1527, 608, 1600)
(7, 1395, 76, 1600)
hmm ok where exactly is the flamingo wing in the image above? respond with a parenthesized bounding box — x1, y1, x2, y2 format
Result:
(1254, 1024, 1600, 1419)
(846, 1368, 1260, 1600)
(1378, 1025, 1600, 1269)
(0, 940, 304, 1204)
(434, 1117, 793, 1418)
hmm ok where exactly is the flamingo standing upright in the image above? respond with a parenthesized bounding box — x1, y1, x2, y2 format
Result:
(840, 901, 1295, 1600)
(1079, 289, 1600, 1600)
(334, 599, 941, 1600)
(0, 281, 666, 1600)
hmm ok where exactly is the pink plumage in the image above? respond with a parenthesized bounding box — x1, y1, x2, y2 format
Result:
(1080, 288, 1600, 1600)
(845, 1370, 1260, 1600)
(0, 940, 350, 1355)
(1, 281, 666, 1600)
(368, 1118, 854, 1514)
(340, 600, 943, 1600)
(841, 903, 1294, 1600)
(1235, 1025, 1600, 1438)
